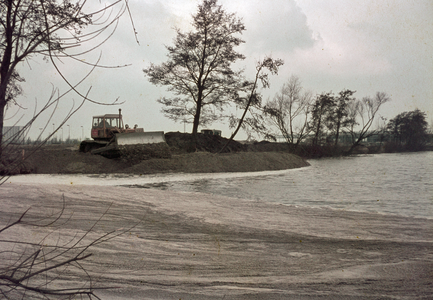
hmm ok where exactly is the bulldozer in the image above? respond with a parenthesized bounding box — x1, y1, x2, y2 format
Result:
(79, 109, 166, 157)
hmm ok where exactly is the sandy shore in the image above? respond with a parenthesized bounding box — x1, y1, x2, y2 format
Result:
(1, 182, 432, 299)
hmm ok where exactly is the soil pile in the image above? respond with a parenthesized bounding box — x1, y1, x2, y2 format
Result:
(165, 131, 247, 153)
(14, 146, 308, 175)
(117, 143, 172, 162)
(2, 132, 309, 175)
(124, 151, 308, 174)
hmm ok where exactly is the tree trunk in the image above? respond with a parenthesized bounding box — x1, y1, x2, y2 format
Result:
(0, 0, 13, 159)
(313, 117, 321, 146)
(219, 96, 252, 153)
(191, 95, 203, 151)
(0, 102, 5, 158)
(219, 64, 263, 153)
(334, 120, 341, 147)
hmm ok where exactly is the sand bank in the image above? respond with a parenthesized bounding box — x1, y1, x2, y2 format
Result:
(1, 183, 431, 299)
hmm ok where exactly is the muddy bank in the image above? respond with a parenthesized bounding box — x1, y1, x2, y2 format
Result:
(1, 183, 432, 299)
(12, 144, 309, 175)
(0, 131, 309, 175)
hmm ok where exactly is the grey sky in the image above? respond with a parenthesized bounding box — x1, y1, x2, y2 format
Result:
(7, 0, 433, 140)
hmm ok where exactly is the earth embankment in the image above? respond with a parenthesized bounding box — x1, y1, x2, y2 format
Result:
(4, 132, 309, 175)
(23, 147, 308, 174)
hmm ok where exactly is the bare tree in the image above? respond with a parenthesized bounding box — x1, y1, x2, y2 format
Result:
(0, 0, 134, 158)
(219, 57, 283, 152)
(0, 0, 139, 180)
(263, 75, 312, 148)
(0, 86, 89, 182)
(0, 1, 139, 298)
(345, 92, 390, 154)
(0, 197, 139, 299)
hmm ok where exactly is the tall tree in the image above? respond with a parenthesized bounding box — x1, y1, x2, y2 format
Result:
(328, 89, 356, 148)
(386, 109, 428, 151)
(143, 0, 246, 148)
(309, 92, 335, 146)
(264, 75, 312, 148)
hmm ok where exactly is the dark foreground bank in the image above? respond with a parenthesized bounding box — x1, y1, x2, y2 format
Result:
(3, 131, 431, 175)
(1, 183, 431, 299)
(3, 143, 309, 175)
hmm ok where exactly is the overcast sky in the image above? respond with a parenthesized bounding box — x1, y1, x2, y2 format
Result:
(8, 0, 433, 140)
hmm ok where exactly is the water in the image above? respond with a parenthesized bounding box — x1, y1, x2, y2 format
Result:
(129, 152, 433, 219)
(8, 152, 433, 219)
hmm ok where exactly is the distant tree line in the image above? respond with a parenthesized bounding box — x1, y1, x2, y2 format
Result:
(262, 76, 392, 155)
(385, 109, 430, 152)
(263, 75, 431, 156)
(20, 136, 82, 145)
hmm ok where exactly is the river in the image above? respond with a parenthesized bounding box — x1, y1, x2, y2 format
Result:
(8, 152, 433, 219)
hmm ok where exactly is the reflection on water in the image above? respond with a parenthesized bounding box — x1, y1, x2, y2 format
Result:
(8, 152, 433, 219)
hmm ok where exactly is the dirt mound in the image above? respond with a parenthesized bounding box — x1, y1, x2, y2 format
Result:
(2, 133, 309, 175)
(3, 144, 308, 175)
(20, 145, 127, 174)
(115, 143, 172, 162)
(0, 151, 34, 175)
(124, 151, 309, 174)
(165, 131, 247, 153)
(246, 140, 293, 152)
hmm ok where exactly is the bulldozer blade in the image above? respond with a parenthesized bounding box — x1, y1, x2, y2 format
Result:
(115, 131, 166, 145)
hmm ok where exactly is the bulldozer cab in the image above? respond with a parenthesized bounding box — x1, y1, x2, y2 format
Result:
(91, 114, 123, 140)
(93, 116, 122, 128)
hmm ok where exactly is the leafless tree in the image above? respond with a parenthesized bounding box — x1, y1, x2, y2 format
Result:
(0, 86, 90, 183)
(0, 197, 139, 299)
(219, 57, 283, 152)
(0, 1, 139, 298)
(263, 75, 312, 148)
(345, 92, 390, 154)
(0, 0, 138, 181)
(0, 0, 136, 158)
